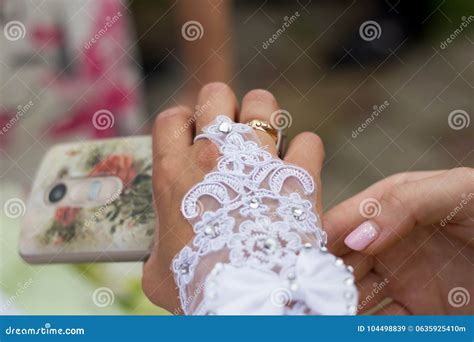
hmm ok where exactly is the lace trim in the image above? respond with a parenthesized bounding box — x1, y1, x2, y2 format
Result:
(172, 116, 356, 315)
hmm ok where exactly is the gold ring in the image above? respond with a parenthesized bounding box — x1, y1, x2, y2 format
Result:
(246, 119, 278, 143)
(246, 119, 286, 157)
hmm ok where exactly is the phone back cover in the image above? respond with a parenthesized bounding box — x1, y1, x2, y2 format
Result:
(20, 136, 154, 263)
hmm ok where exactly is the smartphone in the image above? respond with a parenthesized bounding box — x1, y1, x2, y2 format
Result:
(19, 136, 155, 263)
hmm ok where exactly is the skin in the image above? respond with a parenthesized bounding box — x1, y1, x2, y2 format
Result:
(143, 83, 474, 315)
(326, 168, 474, 315)
(142, 82, 326, 312)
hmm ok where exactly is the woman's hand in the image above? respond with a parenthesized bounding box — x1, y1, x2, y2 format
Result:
(142, 83, 326, 313)
(325, 168, 474, 314)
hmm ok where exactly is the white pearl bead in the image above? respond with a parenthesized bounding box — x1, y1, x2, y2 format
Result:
(344, 277, 354, 286)
(289, 282, 299, 292)
(218, 122, 232, 133)
(344, 291, 354, 300)
(347, 305, 357, 314)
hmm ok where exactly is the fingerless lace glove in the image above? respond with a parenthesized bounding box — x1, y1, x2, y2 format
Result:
(173, 116, 358, 315)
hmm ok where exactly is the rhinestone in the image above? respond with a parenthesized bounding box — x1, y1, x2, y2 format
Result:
(249, 198, 260, 209)
(292, 208, 304, 219)
(289, 282, 299, 292)
(344, 277, 354, 286)
(263, 238, 277, 252)
(335, 258, 344, 267)
(218, 122, 232, 133)
(204, 225, 216, 237)
(179, 263, 189, 275)
(320, 246, 328, 253)
(344, 291, 354, 300)
(346, 265, 354, 273)
(303, 243, 313, 249)
(287, 272, 296, 281)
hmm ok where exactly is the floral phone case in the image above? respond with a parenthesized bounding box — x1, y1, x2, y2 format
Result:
(19, 136, 155, 263)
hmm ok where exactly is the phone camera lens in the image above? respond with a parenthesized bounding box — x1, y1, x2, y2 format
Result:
(48, 183, 67, 203)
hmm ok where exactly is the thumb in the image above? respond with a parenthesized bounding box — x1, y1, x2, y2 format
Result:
(344, 168, 474, 254)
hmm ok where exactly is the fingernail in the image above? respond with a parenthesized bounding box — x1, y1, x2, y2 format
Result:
(344, 221, 379, 251)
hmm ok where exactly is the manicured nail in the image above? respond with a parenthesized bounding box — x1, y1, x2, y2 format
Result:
(344, 221, 379, 251)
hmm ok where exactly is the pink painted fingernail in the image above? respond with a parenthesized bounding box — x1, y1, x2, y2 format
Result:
(344, 221, 379, 251)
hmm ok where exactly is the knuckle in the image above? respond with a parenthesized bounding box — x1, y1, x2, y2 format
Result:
(243, 89, 277, 106)
(153, 156, 181, 192)
(451, 167, 474, 193)
(157, 106, 185, 120)
(195, 141, 220, 172)
(451, 166, 474, 180)
(380, 186, 406, 213)
(292, 132, 325, 160)
(199, 82, 232, 100)
(154, 106, 191, 129)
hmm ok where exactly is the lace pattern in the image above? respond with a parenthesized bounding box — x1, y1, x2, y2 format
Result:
(172, 116, 357, 315)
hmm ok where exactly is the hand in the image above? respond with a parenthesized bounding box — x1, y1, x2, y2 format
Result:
(325, 168, 474, 314)
(142, 83, 326, 313)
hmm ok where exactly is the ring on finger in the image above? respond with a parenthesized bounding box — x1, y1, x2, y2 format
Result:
(246, 119, 286, 156)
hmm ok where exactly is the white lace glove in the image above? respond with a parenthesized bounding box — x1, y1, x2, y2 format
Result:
(172, 116, 358, 315)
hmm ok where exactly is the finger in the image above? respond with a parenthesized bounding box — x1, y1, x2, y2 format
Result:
(356, 272, 389, 314)
(344, 168, 474, 255)
(153, 106, 194, 159)
(239, 89, 279, 155)
(284, 132, 325, 213)
(195, 82, 238, 133)
(342, 251, 374, 281)
(324, 170, 448, 255)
